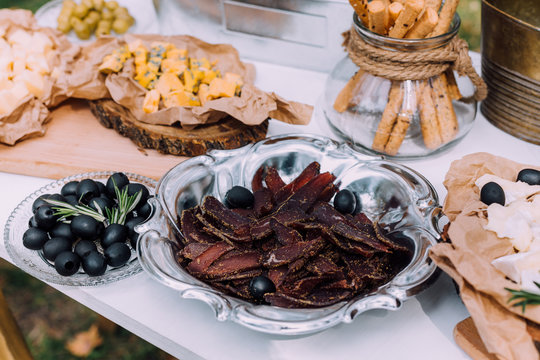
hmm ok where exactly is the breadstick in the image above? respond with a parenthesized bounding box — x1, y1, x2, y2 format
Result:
(444, 68, 462, 100)
(430, 0, 459, 36)
(384, 111, 413, 155)
(349, 0, 369, 26)
(388, 0, 425, 38)
(381, 0, 391, 30)
(431, 75, 458, 143)
(368, 1, 387, 35)
(417, 80, 442, 149)
(405, 7, 438, 38)
(388, 2, 403, 28)
(384, 80, 415, 155)
(333, 71, 365, 113)
(372, 82, 403, 152)
(425, 0, 442, 11)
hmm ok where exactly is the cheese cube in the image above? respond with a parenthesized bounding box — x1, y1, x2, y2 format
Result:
(161, 59, 186, 76)
(127, 39, 144, 53)
(133, 45, 148, 67)
(142, 89, 160, 113)
(162, 90, 190, 108)
(0, 83, 30, 115)
(16, 70, 45, 99)
(7, 29, 33, 46)
(198, 84, 211, 105)
(146, 57, 161, 74)
(135, 69, 157, 89)
(185, 91, 201, 106)
(208, 78, 236, 98)
(0, 75, 13, 91)
(182, 69, 197, 93)
(31, 33, 54, 58)
(155, 73, 183, 95)
(149, 42, 172, 59)
(201, 69, 218, 85)
(25, 54, 50, 75)
(189, 57, 210, 70)
(165, 48, 187, 61)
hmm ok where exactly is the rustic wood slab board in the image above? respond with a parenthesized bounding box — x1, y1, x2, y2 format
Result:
(0, 100, 186, 181)
(454, 317, 498, 360)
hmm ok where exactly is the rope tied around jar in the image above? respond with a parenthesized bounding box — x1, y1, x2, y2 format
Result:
(342, 27, 487, 102)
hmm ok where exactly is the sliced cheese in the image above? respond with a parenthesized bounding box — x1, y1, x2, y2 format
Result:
(208, 78, 236, 98)
(16, 70, 45, 99)
(162, 90, 190, 108)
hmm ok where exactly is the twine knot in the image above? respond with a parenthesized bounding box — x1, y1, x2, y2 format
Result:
(343, 27, 487, 102)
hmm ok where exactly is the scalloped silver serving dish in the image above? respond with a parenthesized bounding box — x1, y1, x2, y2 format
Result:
(137, 134, 442, 335)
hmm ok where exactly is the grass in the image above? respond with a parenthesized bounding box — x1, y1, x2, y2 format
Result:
(0, 259, 172, 360)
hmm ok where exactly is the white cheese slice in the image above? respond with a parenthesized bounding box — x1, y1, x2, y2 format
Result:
(25, 54, 50, 75)
(7, 29, 33, 46)
(521, 269, 540, 295)
(30, 33, 53, 56)
(0, 83, 29, 116)
(476, 174, 540, 205)
(492, 251, 540, 284)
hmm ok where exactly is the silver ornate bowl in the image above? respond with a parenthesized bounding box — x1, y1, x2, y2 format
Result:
(137, 134, 441, 335)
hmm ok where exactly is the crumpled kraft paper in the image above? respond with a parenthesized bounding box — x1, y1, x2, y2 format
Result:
(0, 9, 80, 145)
(430, 152, 540, 360)
(67, 34, 313, 127)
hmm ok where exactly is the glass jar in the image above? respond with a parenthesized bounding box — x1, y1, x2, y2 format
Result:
(323, 14, 477, 159)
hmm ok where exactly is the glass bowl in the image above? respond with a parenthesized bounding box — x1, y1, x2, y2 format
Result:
(137, 134, 442, 335)
(322, 14, 477, 159)
(4, 171, 157, 287)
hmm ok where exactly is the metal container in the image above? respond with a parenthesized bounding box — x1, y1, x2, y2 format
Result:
(481, 0, 540, 145)
(156, 0, 352, 72)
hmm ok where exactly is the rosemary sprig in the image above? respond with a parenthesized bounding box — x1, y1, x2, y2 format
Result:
(45, 198, 106, 223)
(45, 182, 143, 226)
(506, 282, 540, 313)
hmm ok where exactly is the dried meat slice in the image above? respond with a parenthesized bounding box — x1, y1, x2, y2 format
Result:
(265, 289, 351, 308)
(211, 279, 253, 300)
(196, 213, 252, 244)
(253, 188, 273, 217)
(264, 167, 286, 195)
(323, 229, 375, 257)
(181, 208, 218, 244)
(200, 250, 262, 279)
(270, 218, 302, 246)
(250, 208, 311, 240)
(282, 275, 332, 298)
(282, 172, 337, 212)
(186, 242, 234, 273)
(342, 255, 388, 291)
(317, 183, 339, 203)
(306, 255, 341, 276)
(251, 165, 265, 192)
(268, 266, 288, 288)
(332, 222, 390, 253)
(373, 222, 410, 252)
(274, 161, 321, 204)
(206, 268, 263, 282)
(263, 237, 325, 268)
(311, 201, 349, 227)
(181, 242, 214, 260)
(201, 196, 253, 234)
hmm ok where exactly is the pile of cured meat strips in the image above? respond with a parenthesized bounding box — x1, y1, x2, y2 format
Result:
(176, 162, 412, 308)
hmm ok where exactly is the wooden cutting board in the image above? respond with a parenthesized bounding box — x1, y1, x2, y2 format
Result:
(454, 317, 498, 360)
(0, 99, 268, 181)
(0, 100, 185, 181)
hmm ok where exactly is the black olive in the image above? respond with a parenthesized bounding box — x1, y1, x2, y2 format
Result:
(76, 179, 100, 204)
(96, 181, 107, 195)
(123, 183, 150, 205)
(333, 189, 357, 214)
(70, 215, 104, 240)
(480, 182, 505, 206)
(34, 205, 58, 230)
(224, 186, 254, 209)
(64, 195, 79, 206)
(32, 194, 51, 213)
(101, 223, 128, 248)
(49, 222, 74, 240)
(135, 201, 152, 220)
(23, 228, 49, 250)
(74, 240, 97, 258)
(28, 216, 39, 228)
(104, 242, 131, 267)
(61, 181, 79, 197)
(88, 196, 114, 213)
(42, 236, 72, 262)
(82, 251, 107, 276)
(125, 216, 145, 241)
(249, 276, 276, 301)
(54, 251, 81, 276)
(106, 172, 130, 198)
(48, 193, 67, 203)
(517, 168, 540, 186)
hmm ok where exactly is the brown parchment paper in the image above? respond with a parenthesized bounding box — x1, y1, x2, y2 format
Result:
(0, 9, 80, 145)
(429, 152, 540, 360)
(67, 34, 312, 127)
